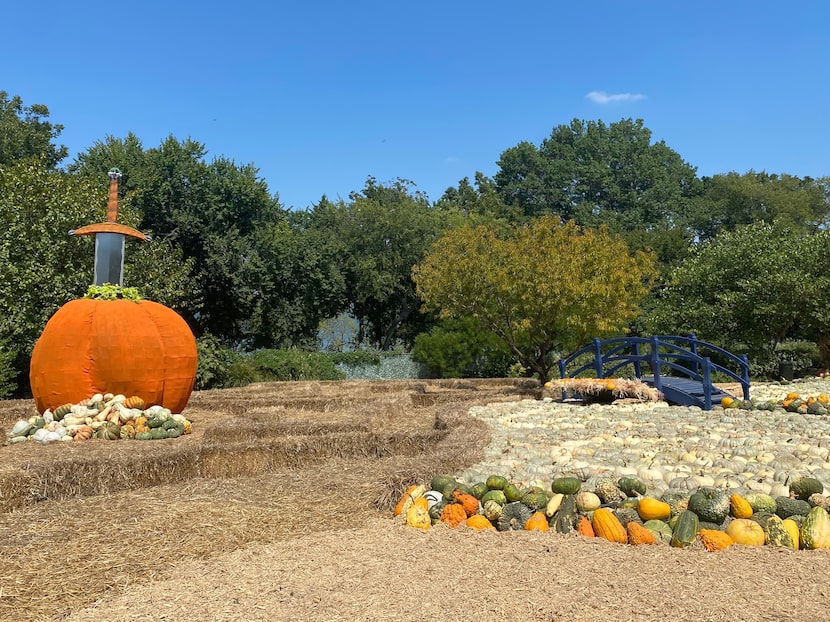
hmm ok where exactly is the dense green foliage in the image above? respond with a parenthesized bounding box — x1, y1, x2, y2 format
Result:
(642, 222, 830, 374)
(0, 91, 67, 168)
(412, 317, 514, 378)
(307, 178, 446, 350)
(3, 90, 830, 393)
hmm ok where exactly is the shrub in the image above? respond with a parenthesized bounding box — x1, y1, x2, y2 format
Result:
(0, 342, 16, 399)
(195, 334, 239, 390)
(250, 349, 345, 381)
(412, 318, 514, 378)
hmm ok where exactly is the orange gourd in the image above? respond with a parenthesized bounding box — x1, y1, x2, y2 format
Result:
(124, 395, 146, 410)
(440, 503, 468, 528)
(73, 425, 93, 441)
(576, 515, 595, 537)
(626, 521, 656, 545)
(524, 511, 550, 531)
(30, 299, 197, 414)
(592, 508, 627, 543)
(453, 491, 480, 517)
(698, 529, 734, 552)
(465, 514, 495, 530)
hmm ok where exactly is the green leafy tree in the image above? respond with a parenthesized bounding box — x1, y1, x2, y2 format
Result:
(494, 118, 701, 230)
(413, 216, 657, 381)
(0, 91, 68, 168)
(686, 172, 830, 242)
(309, 178, 445, 350)
(435, 172, 521, 223)
(246, 211, 346, 349)
(641, 221, 826, 371)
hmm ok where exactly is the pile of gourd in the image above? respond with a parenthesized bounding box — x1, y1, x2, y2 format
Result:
(6, 392, 193, 445)
(721, 391, 830, 415)
(394, 473, 830, 550)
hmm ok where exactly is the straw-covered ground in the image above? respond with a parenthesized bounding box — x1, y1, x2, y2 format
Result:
(1, 379, 829, 622)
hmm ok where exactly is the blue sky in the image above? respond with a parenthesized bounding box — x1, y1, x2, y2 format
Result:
(3, 1, 829, 209)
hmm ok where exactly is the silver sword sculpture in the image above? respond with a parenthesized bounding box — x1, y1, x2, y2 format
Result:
(69, 168, 150, 285)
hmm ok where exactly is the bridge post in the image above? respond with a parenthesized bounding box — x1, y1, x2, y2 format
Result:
(650, 336, 662, 392)
(740, 354, 750, 399)
(633, 341, 642, 377)
(593, 338, 603, 378)
(688, 333, 701, 378)
(702, 357, 713, 410)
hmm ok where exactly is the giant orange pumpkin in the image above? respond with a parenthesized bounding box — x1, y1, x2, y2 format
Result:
(29, 298, 197, 414)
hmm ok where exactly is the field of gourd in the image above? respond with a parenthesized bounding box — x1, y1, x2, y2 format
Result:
(395, 471, 830, 550)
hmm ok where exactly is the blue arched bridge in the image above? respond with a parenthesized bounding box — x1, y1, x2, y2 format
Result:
(558, 334, 750, 410)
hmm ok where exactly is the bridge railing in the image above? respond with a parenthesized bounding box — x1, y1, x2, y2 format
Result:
(558, 334, 750, 403)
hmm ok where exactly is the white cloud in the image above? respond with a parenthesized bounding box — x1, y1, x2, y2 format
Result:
(586, 91, 646, 104)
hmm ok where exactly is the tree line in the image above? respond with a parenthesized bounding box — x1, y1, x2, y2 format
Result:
(1, 90, 829, 397)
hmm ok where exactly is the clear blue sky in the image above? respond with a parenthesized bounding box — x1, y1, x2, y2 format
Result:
(4, 1, 829, 209)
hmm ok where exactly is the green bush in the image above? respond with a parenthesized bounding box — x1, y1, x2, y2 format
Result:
(195, 334, 240, 390)
(250, 349, 345, 381)
(411, 318, 513, 378)
(0, 342, 16, 399)
(775, 340, 820, 376)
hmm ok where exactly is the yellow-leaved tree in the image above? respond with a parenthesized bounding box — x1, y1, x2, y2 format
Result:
(412, 216, 658, 381)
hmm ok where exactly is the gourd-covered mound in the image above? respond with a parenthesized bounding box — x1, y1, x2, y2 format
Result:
(6, 392, 193, 444)
(394, 472, 830, 551)
(545, 378, 662, 402)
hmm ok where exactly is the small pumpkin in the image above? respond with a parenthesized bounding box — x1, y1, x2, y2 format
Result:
(72, 425, 93, 441)
(440, 503, 468, 528)
(124, 395, 146, 410)
(800, 506, 830, 550)
(485, 474, 508, 490)
(698, 529, 734, 552)
(575, 491, 601, 512)
(465, 514, 494, 530)
(53, 403, 73, 421)
(764, 514, 795, 549)
(782, 518, 801, 550)
(626, 521, 656, 545)
(404, 497, 431, 530)
(524, 511, 550, 532)
(726, 518, 766, 546)
(592, 508, 627, 544)
(670, 510, 699, 548)
(551, 476, 581, 495)
(498, 502, 533, 531)
(94, 421, 121, 441)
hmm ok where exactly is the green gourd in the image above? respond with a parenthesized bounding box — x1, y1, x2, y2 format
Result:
(670, 510, 699, 548)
